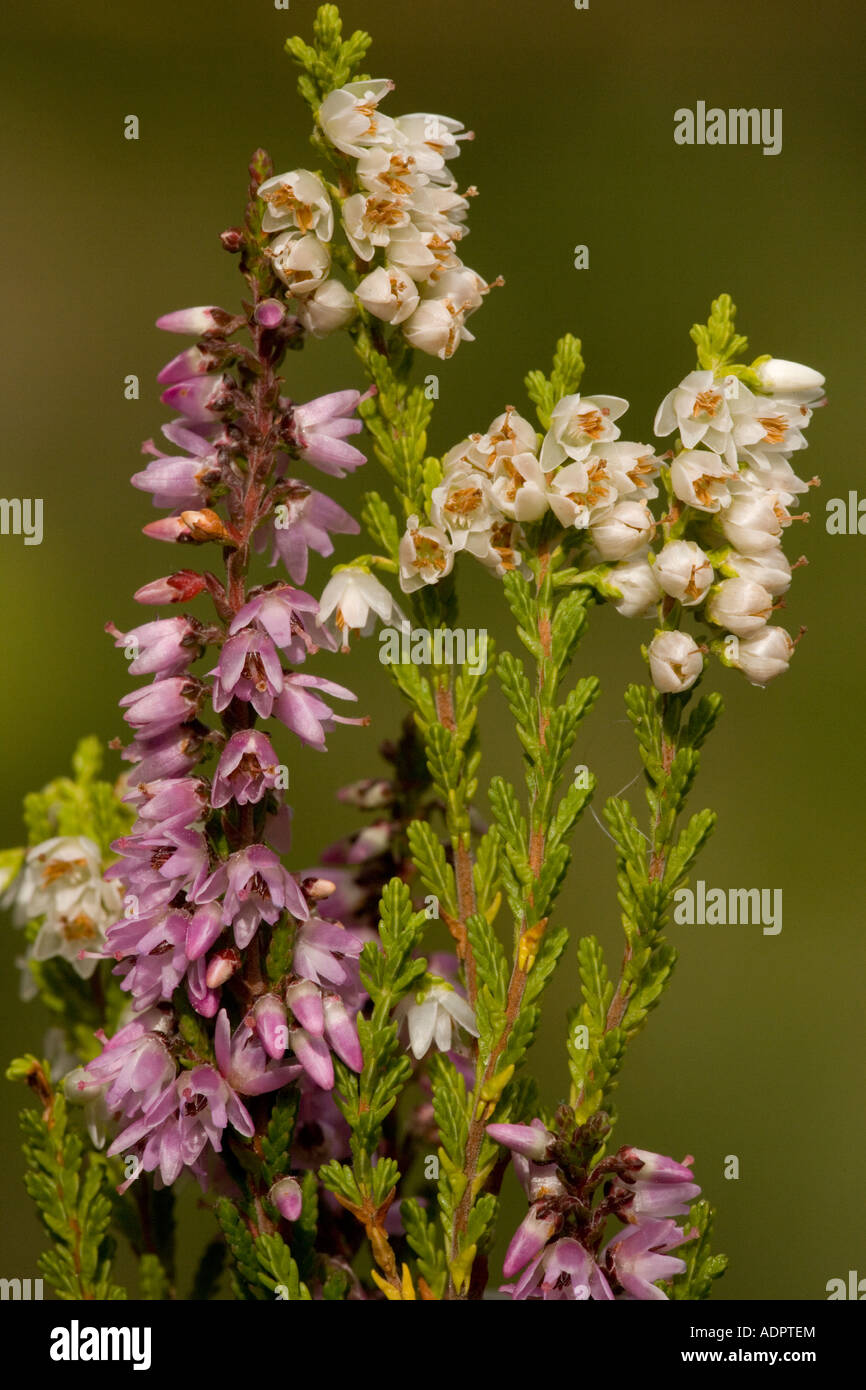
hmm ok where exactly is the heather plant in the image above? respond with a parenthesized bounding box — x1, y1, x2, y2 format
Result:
(3, 5, 825, 1302)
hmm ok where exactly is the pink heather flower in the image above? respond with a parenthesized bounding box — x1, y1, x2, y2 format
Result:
(124, 776, 209, 832)
(107, 616, 203, 678)
(487, 1120, 555, 1164)
(248, 994, 289, 1059)
(288, 388, 371, 478)
(286, 978, 325, 1034)
(229, 585, 334, 661)
(156, 306, 230, 335)
(161, 374, 230, 423)
(120, 724, 207, 785)
(210, 628, 285, 719)
(603, 1218, 692, 1300)
(505, 1238, 613, 1302)
(291, 1027, 334, 1089)
(620, 1147, 697, 1184)
(196, 845, 309, 950)
(157, 345, 216, 385)
(81, 1006, 176, 1119)
(322, 993, 362, 1071)
(502, 1206, 561, 1279)
(269, 1176, 303, 1222)
(257, 483, 359, 585)
(131, 456, 219, 511)
(185, 955, 220, 1017)
(292, 916, 363, 990)
(105, 827, 209, 911)
(134, 570, 208, 605)
(110, 908, 192, 1008)
(141, 515, 195, 544)
(273, 673, 366, 751)
(119, 677, 204, 738)
(211, 730, 283, 809)
(214, 1008, 299, 1096)
(185, 903, 224, 961)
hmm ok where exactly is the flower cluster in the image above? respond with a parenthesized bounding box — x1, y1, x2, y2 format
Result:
(488, 1112, 700, 1300)
(257, 80, 492, 357)
(625, 355, 825, 691)
(4, 835, 122, 985)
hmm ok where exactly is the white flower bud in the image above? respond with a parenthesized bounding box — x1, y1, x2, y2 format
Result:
(296, 279, 356, 337)
(730, 625, 794, 685)
(723, 547, 792, 596)
(268, 232, 331, 295)
(647, 630, 703, 693)
(706, 577, 773, 637)
(653, 540, 713, 606)
(607, 553, 662, 618)
(355, 264, 419, 324)
(590, 500, 655, 560)
(402, 299, 473, 359)
(756, 358, 825, 398)
(720, 491, 784, 554)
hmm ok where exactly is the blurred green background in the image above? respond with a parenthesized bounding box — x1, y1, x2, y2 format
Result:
(1, 0, 863, 1300)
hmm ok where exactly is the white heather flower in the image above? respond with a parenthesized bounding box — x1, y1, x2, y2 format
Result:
(401, 298, 474, 359)
(730, 625, 795, 685)
(540, 394, 629, 472)
(737, 457, 809, 503)
(607, 552, 662, 618)
(386, 224, 453, 282)
(654, 370, 737, 462)
(426, 264, 488, 313)
(590, 500, 656, 560)
(342, 191, 411, 261)
(295, 279, 356, 337)
(669, 449, 735, 513)
(647, 630, 703, 693)
(410, 185, 472, 242)
(430, 465, 497, 551)
(732, 394, 812, 469)
(756, 357, 825, 402)
(355, 264, 419, 324)
(720, 490, 786, 553)
(258, 170, 334, 239)
(547, 458, 616, 529)
(476, 520, 530, 579)
(490, 452, 551, 522)
(723, 546, 792, 597)
(594, 441, 661, 502)
(394, 112, 472, 172)
(706, 577, 773, 637)
(653, 540, 714, 607)
(356, 146, 433, 199)
(395, 979, 479, 1059)
(267, 231, 331, 295)
(318, 80, 396, 158)
(11, 836, 121, 980)
(466, 409, 539, 474)
(318, 568, 403, 647)
(398, 515, 455, 591)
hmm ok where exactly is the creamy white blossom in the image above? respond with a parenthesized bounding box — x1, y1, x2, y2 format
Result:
(540, 394, 629, 472)
(756, 357, 825, 402)
(607, 552, 662, 618)
(318, 568, 403, 646)
(296, 279, 356, 337)
(398, 515, 455, 591)
(647, 630, 703, 693)
(267, 231, 331, 295)
(401, 297, 474, 359)
(729, 625, 794, 685)
(706, 577, 773, 637)
(258, 169, 333, 239)
(490, 451, 551, 522)
(654, 370, 738, 463)
(430, 465, 497, 551)
(355, 264, 419, 324)
(590, 500, 656, 560)
(669, 449, 735, 513)
(395, 979, 478, 1059)
(318, 80, 397, 157)
(722, 546, 793, 596)
(653, 539, 714, 606)
(9, 836, 121, 979)
(547, 458, 616, 529)
(720, 490, 786, 553)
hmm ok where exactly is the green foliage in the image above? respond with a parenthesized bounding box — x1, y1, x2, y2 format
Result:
(670, 1201, 729, 1299)
(10, 1062, 127, 1299)
(21, 736, 132, 857)
(689, 293, 770, 388)
(401, 1198, 448, 1298)
(285, 4, 372, 113)
(525, 334, 586, 430)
